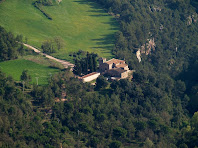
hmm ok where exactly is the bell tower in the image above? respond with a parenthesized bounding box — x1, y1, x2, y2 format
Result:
(99, 57, 106, 65)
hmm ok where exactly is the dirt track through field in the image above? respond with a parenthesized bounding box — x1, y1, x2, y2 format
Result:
(23, 43, 75, 69)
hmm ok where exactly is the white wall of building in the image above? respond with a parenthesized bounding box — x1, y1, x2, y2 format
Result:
(83, 73, 100, 82)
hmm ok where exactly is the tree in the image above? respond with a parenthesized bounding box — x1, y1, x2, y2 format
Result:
(41, 39, 55, 54)
(20, 70, 31, 87)
(15, 35, 23, 42)
(74, 59, 82, 75)
(54, 36, 64, 50)
(93, 54, 97, 72)
(88, 53, 94, 72)
(0, 39, 8, 61)
(79, 122, 93, 134)
(144, 137, 154, 148)
(0, 26, 26, 61)
(73, 52, 98, 75)
(109, 141, 122, 148)
(90, 137, 100, 148)
(95, 75, 108, 90)
(41, 87, 55, 107)
(191, 111, 198, 129)
(113, 127, 127, 139)
(38, 0, 53, 6)
(17, 44, 25, 56)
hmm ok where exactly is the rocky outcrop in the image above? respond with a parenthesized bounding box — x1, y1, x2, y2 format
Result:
(187, 13, 198, 25)
(57, 0, 62, 4)
(136, 49, 141, 62)
(149, 6, 162, 12)
(136, 38, 156, 62)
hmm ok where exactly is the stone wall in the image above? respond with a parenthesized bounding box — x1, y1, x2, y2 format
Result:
(99, 63, 110, 71)
(121, 71, 128, 79)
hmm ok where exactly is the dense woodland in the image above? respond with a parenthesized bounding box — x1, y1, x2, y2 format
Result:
(0, 26, 25, 61)
(0, 0, 198, 147)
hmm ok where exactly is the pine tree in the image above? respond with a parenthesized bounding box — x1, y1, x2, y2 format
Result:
(20, 70, 32, 88)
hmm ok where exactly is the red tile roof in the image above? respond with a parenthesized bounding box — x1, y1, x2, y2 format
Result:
(116, 63, 128, 68)
(105, 58, 125, 65)
(82, 72, 100, 78)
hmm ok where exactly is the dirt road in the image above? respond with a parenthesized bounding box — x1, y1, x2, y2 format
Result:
(23, 43, 75, 68)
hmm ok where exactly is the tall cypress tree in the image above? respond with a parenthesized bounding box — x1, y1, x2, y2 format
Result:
(92, 53, 97, 72)
(74, 59, 82, 75)
(89, 54, 94, 73)
(0, 38, 8, 61)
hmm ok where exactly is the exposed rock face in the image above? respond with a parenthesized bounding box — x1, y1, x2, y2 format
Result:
(187, 13, 198, 25)
(57, 0, 62, 4)
(108, 12, 120, 18)
(136, 49, 141, 62)
(149, 6, 162, 12)
(136, 38, 156, 62)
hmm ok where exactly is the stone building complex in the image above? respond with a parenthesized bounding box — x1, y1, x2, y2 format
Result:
(81, 58, 131, 82)
(99, 58, 131, 79)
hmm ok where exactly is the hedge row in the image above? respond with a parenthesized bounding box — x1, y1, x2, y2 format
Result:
(33, 2, 52, 20)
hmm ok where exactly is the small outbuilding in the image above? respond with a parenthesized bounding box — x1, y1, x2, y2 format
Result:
(81, 72, 100, 82)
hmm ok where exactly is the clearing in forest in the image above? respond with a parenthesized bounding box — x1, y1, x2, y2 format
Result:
(0, 0, 118, 61)
(0, 59, 60, 85)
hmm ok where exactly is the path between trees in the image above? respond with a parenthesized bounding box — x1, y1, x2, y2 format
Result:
(23, 43, 75, 69)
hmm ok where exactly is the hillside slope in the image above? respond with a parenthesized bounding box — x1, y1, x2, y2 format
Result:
(0, 0, 118, 60)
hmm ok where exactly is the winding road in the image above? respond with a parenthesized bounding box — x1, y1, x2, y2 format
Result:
(23, 43, 75, 69)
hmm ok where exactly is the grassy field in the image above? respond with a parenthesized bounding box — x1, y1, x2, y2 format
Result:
(0, 0, 118, 61)
(0, 59, 60, 85)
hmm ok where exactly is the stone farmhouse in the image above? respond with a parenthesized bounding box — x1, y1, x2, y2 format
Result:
(99, 58, 130, 79)
(80, 58, 131, 82)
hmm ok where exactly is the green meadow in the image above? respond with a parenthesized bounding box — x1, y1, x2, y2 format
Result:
(0, 0, 118, 61)
(0, 59, 60, 85)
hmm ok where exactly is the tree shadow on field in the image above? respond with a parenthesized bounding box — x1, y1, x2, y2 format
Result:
(74, 0, 119, 55)
(103, 18, 119, 30)
(74, 0, 103, 10)
(74, 0, 119, 28)
(92, 34, 115, 45)
(91, 33, 117, 52)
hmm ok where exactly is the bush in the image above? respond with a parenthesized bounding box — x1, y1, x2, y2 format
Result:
(109, 141, 122, 148)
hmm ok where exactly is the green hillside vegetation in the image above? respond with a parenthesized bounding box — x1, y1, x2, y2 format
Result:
(0, 26, 61, 85)
(0, 0, 118, 61)
(0, 26, 25, 61)
(0, 70, 78, 147)
(191, 0, 198, 12)
(0, 59, 60, 85)
(1, 0, 198, 147)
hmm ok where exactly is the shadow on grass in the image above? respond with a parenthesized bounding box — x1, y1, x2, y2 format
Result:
(91, 33, 117, 53)
(89, 14, 109, 17)
(92, 33, 116, 44)
(74, 0, 119, 56)
(102, 18, 119, 30)
(74, 0, 119, 27)
(74, 0, 103, 9)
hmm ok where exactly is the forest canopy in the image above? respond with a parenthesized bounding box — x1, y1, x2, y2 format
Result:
(0, 0, 198, 147)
